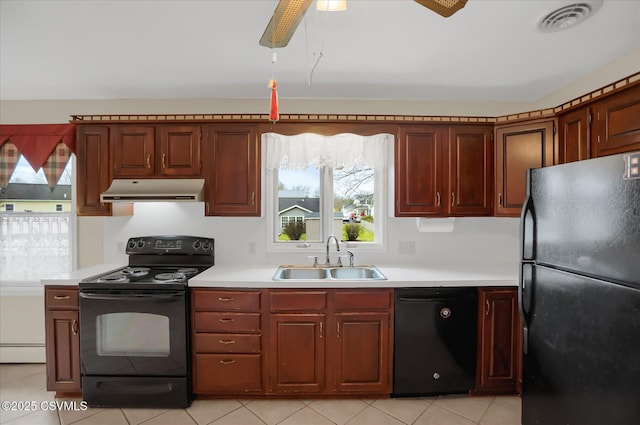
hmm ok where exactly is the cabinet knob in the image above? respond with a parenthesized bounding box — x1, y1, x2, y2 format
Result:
(146, 154, 151, 169)
(162, 154, 166, 168)
(219, 359, 236, 365)
(436, 191, 441, 207)
(451, 192, 455, 207)
(219, 318, 235, 323)
(218, 340, 236, 345)
(498, 193, 502, 207)
(218, 297, 235, 302)
(53, 295, 70, 300)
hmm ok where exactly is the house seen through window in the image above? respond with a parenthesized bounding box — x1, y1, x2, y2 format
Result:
(0, 156, 73, 283)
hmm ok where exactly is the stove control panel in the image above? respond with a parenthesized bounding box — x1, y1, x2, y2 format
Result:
(126, 236, 214, 255)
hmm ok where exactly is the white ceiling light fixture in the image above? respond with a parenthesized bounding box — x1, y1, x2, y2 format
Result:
(538, 1, 603, 32)
(316, 0, 347, 12)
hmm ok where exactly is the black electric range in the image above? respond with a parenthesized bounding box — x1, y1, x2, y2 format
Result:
(78, 235, 213, 408)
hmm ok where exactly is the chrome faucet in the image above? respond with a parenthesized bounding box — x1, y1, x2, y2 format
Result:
(325, 235, 340, 265)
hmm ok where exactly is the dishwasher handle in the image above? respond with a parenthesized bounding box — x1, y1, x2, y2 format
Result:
(398, 296, 467, 303)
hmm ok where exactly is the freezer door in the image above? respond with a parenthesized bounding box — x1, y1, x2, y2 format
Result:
(528, 152, 640, 286)
(522, 264, 640, 425)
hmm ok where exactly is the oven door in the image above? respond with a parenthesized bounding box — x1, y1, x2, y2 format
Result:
(79, 289, 188, 377)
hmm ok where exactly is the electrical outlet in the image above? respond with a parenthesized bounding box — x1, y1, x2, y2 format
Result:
(398, 241, 416, 255)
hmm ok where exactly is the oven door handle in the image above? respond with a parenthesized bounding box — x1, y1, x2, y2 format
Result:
(79, 291, 184, 301)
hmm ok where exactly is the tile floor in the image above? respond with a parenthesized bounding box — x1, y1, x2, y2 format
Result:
(0, 364, 521, 425)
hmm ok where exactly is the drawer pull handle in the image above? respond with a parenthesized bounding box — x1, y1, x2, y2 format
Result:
(218, 297, 235, 302)
(72, 320, 78, 336)
(219, 359, 236, 365)
(54, 295, 70, 300)
(219, 340, 236, 345)
(219, 318, 235, 323)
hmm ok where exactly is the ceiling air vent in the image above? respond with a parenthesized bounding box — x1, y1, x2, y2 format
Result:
(538, 1, 603, 32)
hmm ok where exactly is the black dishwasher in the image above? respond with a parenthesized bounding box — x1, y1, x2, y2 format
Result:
(393, 287, 478, 397)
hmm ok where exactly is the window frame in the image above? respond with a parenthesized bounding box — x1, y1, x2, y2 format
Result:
(265, 147, 388, 254)
(0, 156, 77, 291)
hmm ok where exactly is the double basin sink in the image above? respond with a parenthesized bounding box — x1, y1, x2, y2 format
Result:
(273, 265, 387, 281)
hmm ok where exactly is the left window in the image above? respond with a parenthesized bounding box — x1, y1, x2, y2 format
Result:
(0, 155, 74, 283)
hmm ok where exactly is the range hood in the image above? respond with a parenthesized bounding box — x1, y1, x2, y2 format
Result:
(101, 179, 205, 202)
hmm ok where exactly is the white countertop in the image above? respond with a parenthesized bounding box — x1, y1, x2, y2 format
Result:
(40, 264, 123, 286)
(189, 263, 518, 288)
(40, 263, 518, 288)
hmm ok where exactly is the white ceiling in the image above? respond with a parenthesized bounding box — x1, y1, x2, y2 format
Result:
(1, 0, 639, 103)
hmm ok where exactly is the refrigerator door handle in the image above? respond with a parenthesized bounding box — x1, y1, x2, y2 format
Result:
(520, 188, 536, 261)
(519, 261, 533, 354)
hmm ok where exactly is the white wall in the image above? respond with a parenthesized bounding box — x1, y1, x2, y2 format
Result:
(99, 203, 520, 269)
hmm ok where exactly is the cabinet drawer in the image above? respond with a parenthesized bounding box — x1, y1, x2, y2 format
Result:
(194, 333, 261, 353)
(194, 353, 262, 393)
(193, 290, 261, 311)
(334, 290, 392, 311)
(270, 291, 327, 311)
(45, 288, 79, 309)
(194, 312, 261, 333)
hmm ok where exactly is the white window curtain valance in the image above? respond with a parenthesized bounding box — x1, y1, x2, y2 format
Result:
(264, 133, 391, 170)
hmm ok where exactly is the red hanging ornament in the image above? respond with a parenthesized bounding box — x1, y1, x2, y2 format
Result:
(268, 79, 279, 123)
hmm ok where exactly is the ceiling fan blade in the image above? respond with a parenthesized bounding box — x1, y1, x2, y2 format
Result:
(259, 0, 313, 48)
(415, 0, 468, 17)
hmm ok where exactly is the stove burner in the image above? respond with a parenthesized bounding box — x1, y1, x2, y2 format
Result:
(97, 274, 128, 283)
(153, 272, 187, 283)
(120, 267, 151, 277)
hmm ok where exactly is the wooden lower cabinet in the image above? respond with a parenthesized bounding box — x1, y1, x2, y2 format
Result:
(191, 289, 265, 395)
(268, 313, 326, 393)
(331, 312, 390, 393)
(474, 287, 522, 394)
(44, 286, 81, 394)
(191, 287, 393, 397)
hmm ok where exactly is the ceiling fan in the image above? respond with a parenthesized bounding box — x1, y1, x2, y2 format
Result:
(259, 0, 468, 48)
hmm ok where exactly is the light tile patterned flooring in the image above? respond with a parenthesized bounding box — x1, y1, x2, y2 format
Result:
(0, 364, 521, 425)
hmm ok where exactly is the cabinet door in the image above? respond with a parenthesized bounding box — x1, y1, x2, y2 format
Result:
(112, 126, 155, 177)
(395, 125, 445, 216)
(592, 85, 640, 157)
(330, 312, 391, 393)
(494, 120, 555, 216)
(159, 125, 202, 176)
(76, 126, 111, 216)
(475, 288, 520, 394)
(268, 313, 325, 393)
(45, 309, 80, 393)
(559, 107, 590, 163)
(448, 126, 493, 215)
(204, 125, 260, 216)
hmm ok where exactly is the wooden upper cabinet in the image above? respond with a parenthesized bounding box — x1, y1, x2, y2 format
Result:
(76, 126, 112, 216)
(112, 126, 156, 178)
(592, 84, 640, 157)
(112, 125, 202, 178)
(395, 125, 445, 216)
(448, 126, 493, 216)
(558, 107, 590, 164)
(494, 119, 556, 217)
(203, 125, 260, 216)
(159, 126, 202, 176)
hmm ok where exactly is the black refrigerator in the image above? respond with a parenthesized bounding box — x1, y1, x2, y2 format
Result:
(519, 151, 640, 425)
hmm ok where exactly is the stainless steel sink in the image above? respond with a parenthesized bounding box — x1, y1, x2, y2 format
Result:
(273, 265, 387, 281)
(272, 267, 329, 280)
(329, 266, 386, 280)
